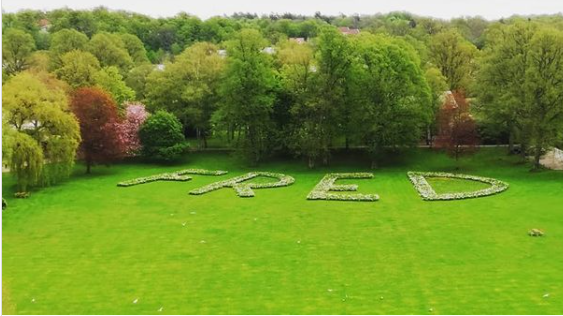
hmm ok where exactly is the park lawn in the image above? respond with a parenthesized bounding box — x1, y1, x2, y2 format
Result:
(2, 148, 563, 314)
(425, 177, 492, 194)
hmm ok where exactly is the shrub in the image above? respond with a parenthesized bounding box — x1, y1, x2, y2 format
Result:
(139, 111, 188, 161)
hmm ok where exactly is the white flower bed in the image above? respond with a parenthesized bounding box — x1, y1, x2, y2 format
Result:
(307, 173, 379, 202)
(189, 172, 295, 197)
(118, 169, 228, 187)
(407, 171, 509, 201)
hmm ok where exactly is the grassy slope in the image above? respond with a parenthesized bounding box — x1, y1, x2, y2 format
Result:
(2, 149, 563, 314)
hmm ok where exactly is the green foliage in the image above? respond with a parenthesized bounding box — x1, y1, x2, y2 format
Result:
(9, 132, 44, 192)
(219, 29, 277, 164)
(139, 111, 188, 161)
(429, 29, 478, 91)
(55, 50, 101, 89)
(49, 28, 89, 68)
(477, 22, 563, 166)
(87, 33, 133, 73)
(2, 28, 36, 75)
(2, 72, 81, 186)
(145, 42, 224, 147)
(119, 33, 149, 64)
(94, 66, 136, 106)
(352, 34, 432, 166)
(124, 64, 154, 100)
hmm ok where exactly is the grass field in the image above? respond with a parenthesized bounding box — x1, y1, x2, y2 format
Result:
(2, 148, 563, 314)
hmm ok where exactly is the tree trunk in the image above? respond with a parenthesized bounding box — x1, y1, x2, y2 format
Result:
(86, 163, 91, 174)
(371, 159, 378, 169)
(202, 134, 208, 149)
(308, 156, 315, 169)
(534, 145, 543, 170)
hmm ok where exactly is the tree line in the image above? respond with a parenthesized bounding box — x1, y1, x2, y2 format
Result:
(2, 8, 563, 194)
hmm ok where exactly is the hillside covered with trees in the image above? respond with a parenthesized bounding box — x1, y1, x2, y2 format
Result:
(3, 7, 563, 192)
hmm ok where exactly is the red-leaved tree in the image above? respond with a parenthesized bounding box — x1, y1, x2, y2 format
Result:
(115, 103, 148, 156)
(434, 91, 479, 165)
(71, 87, 125, 173)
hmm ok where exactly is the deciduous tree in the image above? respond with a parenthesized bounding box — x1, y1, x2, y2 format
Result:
(218, 29, 277, 164)
(139, 110, 188, 161)
(2, 71, 81, 185)
(435, 91, 479, 165)
(352, 34, 432, 168)
(94, 66, 136, 106)
(115, 103, 148, 156)
(429, 29, 478, 91)
(55, 50, 101, 89)
(2, 29, 36, 75)
(70, 87, 124, 173)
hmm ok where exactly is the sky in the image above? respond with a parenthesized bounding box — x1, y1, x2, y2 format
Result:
(2, 0, 563, 20)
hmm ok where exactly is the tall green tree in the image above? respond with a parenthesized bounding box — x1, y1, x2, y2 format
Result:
(119, 33, 149, 64)
(9, 132, 44, 192)
(55, 50, 101, 89)
(352, 34, 432, 167)
(429, 29, 478, 91)
(49, 28, 89, 68)
(289, 27, 353, 167)
(276, 39, 318, 166)
(125, 64, 154, 100)
(94, 66, 136, 106)
(88, 33, 133, 73)
(145, 42, 224, 147)
(218, 29, 277, 163)
(2, 29, 36, 75)
(478, 23, 563, 167)
(2, 72, 81, 186)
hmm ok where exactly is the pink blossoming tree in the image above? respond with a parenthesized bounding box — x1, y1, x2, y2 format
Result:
(115, 103, 149, 156)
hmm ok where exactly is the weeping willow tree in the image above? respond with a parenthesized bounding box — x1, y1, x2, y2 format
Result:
(10, 132, 44, 192)
(2, 71, 81, 187)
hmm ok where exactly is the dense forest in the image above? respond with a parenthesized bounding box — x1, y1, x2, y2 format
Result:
(2, 8, 563, 192)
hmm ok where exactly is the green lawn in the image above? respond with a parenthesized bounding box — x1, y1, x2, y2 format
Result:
(2, 149, 563, 314)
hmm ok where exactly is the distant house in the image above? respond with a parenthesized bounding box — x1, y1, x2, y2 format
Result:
(39, 19, 51, 32)
(338, 27, 360, 35)
(155, 64, 166, 71)
(217, 49, 227, 58)
(262, 47, 276, 54)
(289, 37, 306, 44)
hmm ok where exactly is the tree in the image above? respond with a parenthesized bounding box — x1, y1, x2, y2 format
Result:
(276, 39, 317, 166)
(424, 66, 449, 145)
(139, 111, 188, 161)
(352, 34, 432, 167)
(218, 29, 277, 163)
(145, 42, 224, 147)
(477, 23, 563, 168)
(55, 50, 101, 89)
(2, 29, 36, 75)
(2, 71, 81, 185)
(9, 132, 44, 192)
(287, 26, 353, 167)
(49, 28, 89, 68)
(434, 91, 479, 165)
(525, 28, 563, 168)
(87, 33, 133, 73)
(115, 103, 149, 156)
(120, 33, 150, 64)
(125, 64, 154, 101)
(477, 22, 535, 154)
(94, 66, 136, 106)
(70, 87, 125, 173)
(429, 29, 478, 91)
